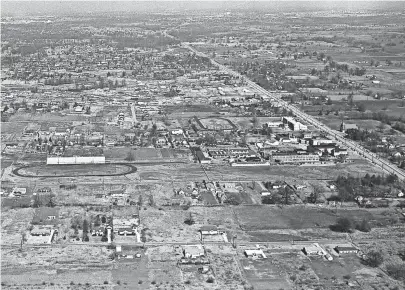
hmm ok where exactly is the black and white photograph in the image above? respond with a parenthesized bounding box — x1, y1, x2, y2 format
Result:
(1, 0, 405, 289)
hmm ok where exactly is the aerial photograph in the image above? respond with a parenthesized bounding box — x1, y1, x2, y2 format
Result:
(1, 0, 405, 289)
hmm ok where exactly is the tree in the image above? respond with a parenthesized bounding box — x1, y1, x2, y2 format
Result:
(33, 194, 42, 208)
(308, 184, 322, 203)
(330, 217, 353, 233)
(357, 102, 366, 112)
(184, 212, 195, 225)
(138, 195, 143, 206)
(398, 249, 405, 261)
(364, 251, 383, 267)
(278, 186, 293, 205)
(47, 195, 56, 207)
(125, 151, 135, 161)
(262, 194, 282, 204)
(347, 93, 354, 107)
(377, 122, 385, 133)
(251, 115, 259, 129)
(20, 230, 27, 250)
(94, 215, 101, 227)
(386, 264, 405, 281)
(148, 195, 155, 207)
(82, 220, 89, 234)
(356, 219, 371, 232)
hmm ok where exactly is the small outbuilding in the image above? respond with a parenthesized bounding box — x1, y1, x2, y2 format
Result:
(334, 246, 358, 254)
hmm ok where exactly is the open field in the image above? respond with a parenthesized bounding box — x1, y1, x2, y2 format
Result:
(241, 254, 292, 290)
(1, 245, 114, 288)
(104, 148, 190, 162)
(1, 122, 27, 134)
(13, 164, 137, 178)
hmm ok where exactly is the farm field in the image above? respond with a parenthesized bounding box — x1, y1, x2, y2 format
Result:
(233, 205, 377, 231)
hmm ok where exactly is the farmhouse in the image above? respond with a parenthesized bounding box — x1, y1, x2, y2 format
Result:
(245, 249, 267, 259)
(199, 225, 225, 235)
(256, 181, 270, 196)
(183, 244, 205, 259)
(30, 225, 53, 236)
(340, 122, 358, 132)
(302, 245, 323, 256)
(113, 217, 139, 235)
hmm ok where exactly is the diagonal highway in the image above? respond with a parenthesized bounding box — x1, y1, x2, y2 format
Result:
(182, 43, 405, 181)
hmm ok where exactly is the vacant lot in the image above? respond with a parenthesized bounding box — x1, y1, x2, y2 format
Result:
(241, 255, 290, 290)
(140, 208, 201, 243)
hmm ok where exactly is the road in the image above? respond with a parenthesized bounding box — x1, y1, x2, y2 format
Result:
(0, 236, 395, 249)
(183, 43, 405, 181)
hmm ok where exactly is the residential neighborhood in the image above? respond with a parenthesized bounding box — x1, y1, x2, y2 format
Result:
(1, 1, 405, 290)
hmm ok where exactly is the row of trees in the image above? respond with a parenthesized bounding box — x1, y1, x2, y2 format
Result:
(335, 173, 399, 201)
(330, 217, 371, 233)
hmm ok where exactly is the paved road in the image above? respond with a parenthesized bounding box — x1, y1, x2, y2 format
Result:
(183, 43, 405, 181)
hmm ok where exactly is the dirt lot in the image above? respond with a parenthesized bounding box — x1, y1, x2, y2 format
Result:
(140, 207, 201, 243)
(1, 245, 114, 288)
(16, 164, 135, 177)
(241, 253, 292, 290)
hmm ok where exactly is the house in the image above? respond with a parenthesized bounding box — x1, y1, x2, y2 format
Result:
(183, 245, 205, 259)
(12, 187, 27, 195)
(92, 226, 107, 236)
(113, 217, 139, 235)
(256, 181, 270, 196)
(340, 122, 358, 132)
(245, 249, 267, 259)
(334, 246, 358, 254)
(199, 225, 225, 235)
(302, 245, 323, 256)
(30, 225, 53, 236)
(171, 129, 183, 135)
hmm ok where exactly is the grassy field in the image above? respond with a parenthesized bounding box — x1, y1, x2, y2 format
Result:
(247, 231, 308, 242)
(357, 100, 405, 118)
(234, 205, 375, 231)
(112, 254, 149, 289)
(1, 122, 27, 134)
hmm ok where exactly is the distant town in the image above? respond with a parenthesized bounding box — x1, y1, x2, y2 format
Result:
(1, 2, 405, 290)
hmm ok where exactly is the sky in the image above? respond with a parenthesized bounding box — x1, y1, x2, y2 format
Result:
(2, 1, 404, 17)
